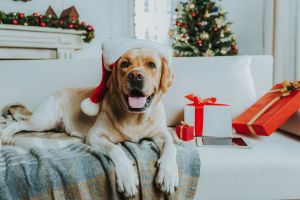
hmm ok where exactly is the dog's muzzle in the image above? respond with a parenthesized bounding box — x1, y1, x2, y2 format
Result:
(126, 70, 154, 112)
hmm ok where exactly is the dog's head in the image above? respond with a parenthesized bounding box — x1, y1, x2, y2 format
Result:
(107, 48, 173, 113)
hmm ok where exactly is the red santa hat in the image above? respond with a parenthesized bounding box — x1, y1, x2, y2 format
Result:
(81, 38, 172, 116)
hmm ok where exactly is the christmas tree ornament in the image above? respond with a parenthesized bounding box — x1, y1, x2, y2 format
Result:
(219, 8, 224, 14)
(203, 49, 215, 57)
(197, 39, 203, 46)
(224, 25, 231, 32)
(220, 48, 227, 55)
(68, 24, 73, 29)
(215, 17, 225, 28)
(232, 35, 236, 41)
(170, 0, 238, 56)
(189, 3, 195, 9)
(200, 31, 209, 40)
(204, 11, 210, 18)
(231, 44, 237, 50)
(81, 39, 172, 116)
(220, 30, 224, 38)
(24, 22, 28, 26)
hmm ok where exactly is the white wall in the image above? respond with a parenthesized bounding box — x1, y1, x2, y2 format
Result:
(0, 0, 271, 59)
(219, 0, 268, 55)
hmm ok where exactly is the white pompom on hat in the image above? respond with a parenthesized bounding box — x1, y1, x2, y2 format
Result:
(81, 38, 172, 116)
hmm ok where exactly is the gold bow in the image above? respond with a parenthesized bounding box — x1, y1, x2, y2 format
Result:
(270, 80, 300, 97)
(247, 80, 300, 135)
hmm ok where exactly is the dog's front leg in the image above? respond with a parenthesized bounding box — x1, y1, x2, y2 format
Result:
(87, 133, 139, 198)
(152, 129, 179, 194)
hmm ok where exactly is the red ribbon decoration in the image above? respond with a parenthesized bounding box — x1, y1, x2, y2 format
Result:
(185, 93, 228, 137)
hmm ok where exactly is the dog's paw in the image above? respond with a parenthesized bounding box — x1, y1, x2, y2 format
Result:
(1, 133, 15, 145)
(115, 161, 139, 198)
(155, 157, 179, 195)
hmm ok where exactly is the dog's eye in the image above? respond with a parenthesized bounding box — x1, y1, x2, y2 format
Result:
(147, 62, 156, 69)
(121, 61, 130, 68)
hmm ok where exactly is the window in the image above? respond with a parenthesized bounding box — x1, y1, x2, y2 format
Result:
(133, 0, 173, 44)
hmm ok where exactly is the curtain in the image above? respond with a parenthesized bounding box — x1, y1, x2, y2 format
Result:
(273, 0, 300, 82)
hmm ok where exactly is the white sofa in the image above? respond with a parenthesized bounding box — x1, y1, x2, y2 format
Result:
(0, 56, 300, 200)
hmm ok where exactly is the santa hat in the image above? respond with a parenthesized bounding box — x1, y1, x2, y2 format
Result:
(81, 38, 172, 116)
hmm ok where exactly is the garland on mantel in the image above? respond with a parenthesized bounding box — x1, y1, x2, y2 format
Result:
(0, 11, 95, 43)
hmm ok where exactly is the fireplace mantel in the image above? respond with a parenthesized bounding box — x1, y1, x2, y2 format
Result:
(0, 24, 86, 60)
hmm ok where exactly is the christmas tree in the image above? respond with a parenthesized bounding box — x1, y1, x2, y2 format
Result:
(170, 0, 238, 57)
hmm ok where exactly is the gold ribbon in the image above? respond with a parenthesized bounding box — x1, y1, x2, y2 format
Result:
(247, 80, 300, 135)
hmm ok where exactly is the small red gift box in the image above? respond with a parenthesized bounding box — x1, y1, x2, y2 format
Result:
(176, 122, 194, 141)
(233, 81, 300, 136)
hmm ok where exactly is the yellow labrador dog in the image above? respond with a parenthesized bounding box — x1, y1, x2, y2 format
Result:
(1, 47, 179, 197)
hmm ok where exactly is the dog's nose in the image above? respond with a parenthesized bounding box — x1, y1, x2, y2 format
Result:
(127, 70, 144, 83)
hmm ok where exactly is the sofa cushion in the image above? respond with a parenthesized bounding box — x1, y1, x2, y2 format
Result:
(164, 56, 256, 126)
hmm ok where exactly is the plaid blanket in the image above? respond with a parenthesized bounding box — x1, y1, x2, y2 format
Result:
(0, 140, 200, 200)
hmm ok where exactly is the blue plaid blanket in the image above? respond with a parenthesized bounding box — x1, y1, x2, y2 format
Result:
(0, 140, 200, 200)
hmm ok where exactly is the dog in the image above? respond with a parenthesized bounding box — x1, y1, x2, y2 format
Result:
(1, 48, 179, 197)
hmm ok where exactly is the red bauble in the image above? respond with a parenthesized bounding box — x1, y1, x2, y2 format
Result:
(58, 20, 63, 26)
(87, 25, 94, 31)
(40, 22, 46, 27)
(35, 18, 39, 23)
(11, 19, 18, 25)
(81, 21, 86, 26)
(232, 48, 238, 54)
(183, 24, 188, 28)
(176, 21, 181, 26)
(191, 12, 196, 17)
(39, 15, 43, 19)
(50, 20, 55, 25)
(197, 40, 203, 45)
(68, 24, 74, 29)
(197, 20, 202, 26)
(231, 45, 237, 50)
(214, 27, 218, 32)
(18, 13, 25, 18)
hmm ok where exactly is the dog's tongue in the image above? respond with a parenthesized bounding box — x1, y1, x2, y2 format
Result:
(128, 96, 147, 109)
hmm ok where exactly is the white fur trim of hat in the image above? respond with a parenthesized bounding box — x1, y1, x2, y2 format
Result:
(101, 38, 172, 70)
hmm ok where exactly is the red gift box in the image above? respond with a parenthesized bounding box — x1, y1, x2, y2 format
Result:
(176, 122, 194, 141)
(233, 81, 300, 136)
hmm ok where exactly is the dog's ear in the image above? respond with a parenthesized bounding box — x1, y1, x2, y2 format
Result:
(160, 56, 174, 93)
(107, 66, 118, 91)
